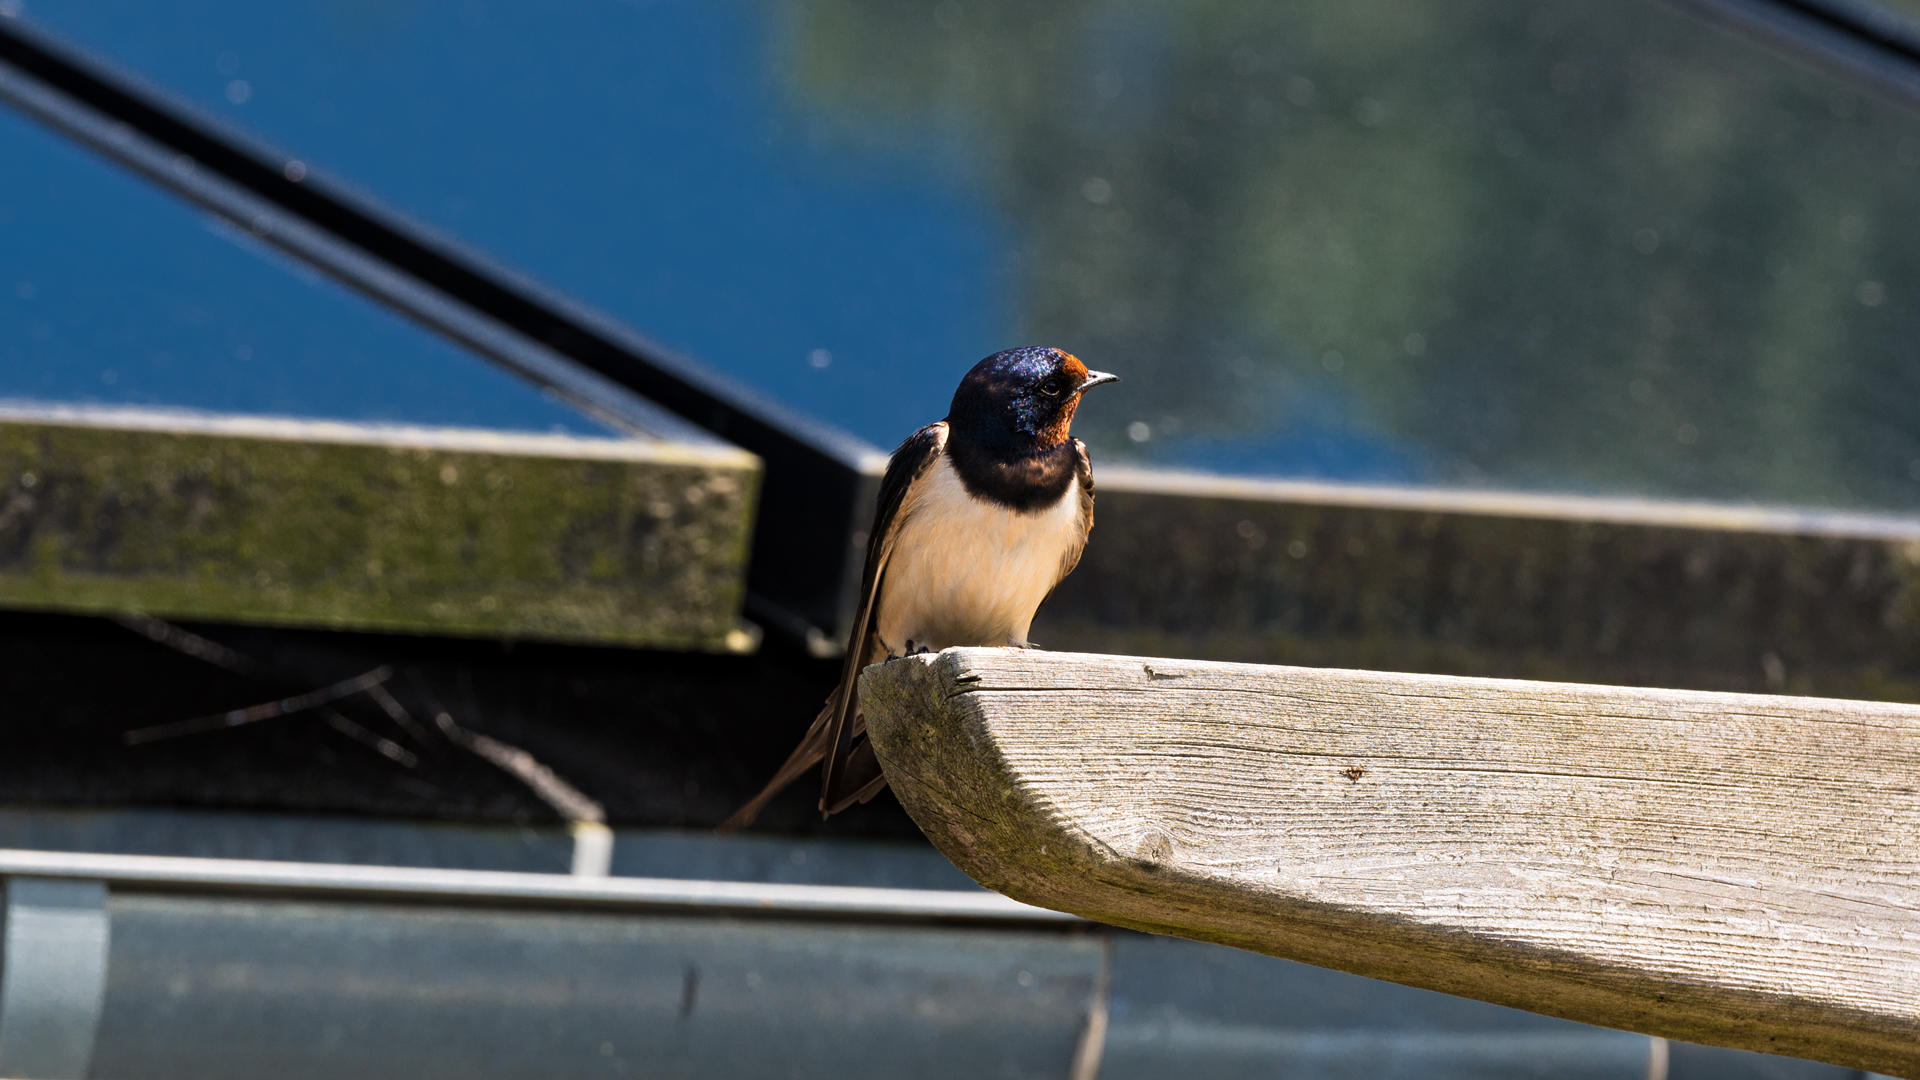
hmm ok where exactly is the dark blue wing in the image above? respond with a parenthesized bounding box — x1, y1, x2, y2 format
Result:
(719, 422, 947, 831)
(820, 422, 948, 814)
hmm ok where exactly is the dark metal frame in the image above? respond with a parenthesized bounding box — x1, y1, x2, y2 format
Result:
(1673, 0, 1920, 102)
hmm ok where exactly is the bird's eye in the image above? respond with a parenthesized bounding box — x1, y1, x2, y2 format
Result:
(1038, 379, 1062, 397)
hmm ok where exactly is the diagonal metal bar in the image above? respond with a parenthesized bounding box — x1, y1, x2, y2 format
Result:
(1666, 0, 1920, 108)
(1772, 0, 1920, 58)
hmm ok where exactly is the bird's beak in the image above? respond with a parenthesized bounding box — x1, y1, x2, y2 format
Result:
(1079, 371, 1120, 391)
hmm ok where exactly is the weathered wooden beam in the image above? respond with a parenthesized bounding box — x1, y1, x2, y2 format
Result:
(860, 647, 1920, 1078)
(1038, 468, 1920, 701)
(0, 404, 760, 649)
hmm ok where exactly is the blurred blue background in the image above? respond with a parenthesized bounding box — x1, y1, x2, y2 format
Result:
(13, 0, 1920, 504)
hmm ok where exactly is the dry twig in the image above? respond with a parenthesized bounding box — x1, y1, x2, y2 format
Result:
(322, 710, 419, 767)
(113, 613, 258, 674)
(123, 667, 393, 745)
(432, 710, 604, 825)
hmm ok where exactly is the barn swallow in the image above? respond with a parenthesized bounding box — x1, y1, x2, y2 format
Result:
(720, 347, 1118, 831)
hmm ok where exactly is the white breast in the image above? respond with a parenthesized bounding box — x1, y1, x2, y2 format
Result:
(875, 454, 1087, 654)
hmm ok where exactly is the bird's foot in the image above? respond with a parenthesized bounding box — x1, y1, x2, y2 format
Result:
(907, 642, 933, 656)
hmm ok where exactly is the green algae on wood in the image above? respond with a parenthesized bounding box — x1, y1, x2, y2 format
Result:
(0, 406, 760, 650)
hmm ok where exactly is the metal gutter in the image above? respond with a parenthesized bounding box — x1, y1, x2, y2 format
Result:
(0, 849, 1078, 925)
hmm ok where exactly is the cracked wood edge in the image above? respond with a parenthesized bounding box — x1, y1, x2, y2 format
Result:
(859, 648, 1920, 1077)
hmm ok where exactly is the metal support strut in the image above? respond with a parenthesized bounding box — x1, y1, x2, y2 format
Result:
(0, 877, 109, 1080)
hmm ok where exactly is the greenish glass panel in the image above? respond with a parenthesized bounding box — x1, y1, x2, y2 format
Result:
(777, 0, 1920, 507)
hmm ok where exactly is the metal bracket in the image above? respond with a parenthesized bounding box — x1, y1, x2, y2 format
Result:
(0, 877, 109, 1080)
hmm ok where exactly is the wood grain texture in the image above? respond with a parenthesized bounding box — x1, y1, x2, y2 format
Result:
(859, 648, 1920, 1077)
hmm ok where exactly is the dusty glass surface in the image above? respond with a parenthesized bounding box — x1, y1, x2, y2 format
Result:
(16, 0, 1920, 508)
(0, 103, 611, 433)
(775, 0, 1920, 504)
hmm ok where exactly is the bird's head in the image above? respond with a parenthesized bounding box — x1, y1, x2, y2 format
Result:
(947, 346, 1119, 452)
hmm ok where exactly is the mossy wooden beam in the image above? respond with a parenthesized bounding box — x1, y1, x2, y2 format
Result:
(0, 404, 760, 650)
(861, 647, 1920, 1078)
